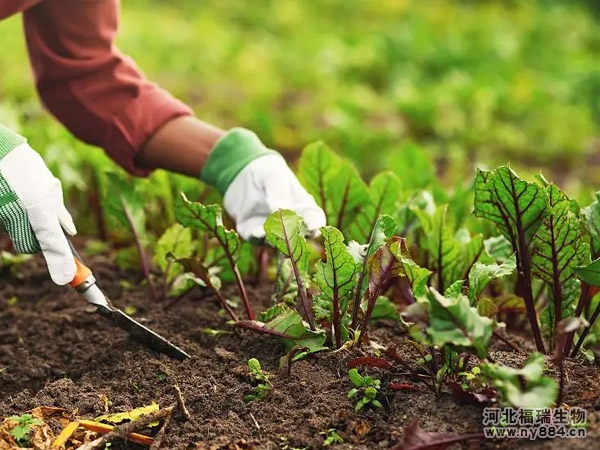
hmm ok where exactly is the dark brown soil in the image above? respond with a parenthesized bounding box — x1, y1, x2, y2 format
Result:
(1, 246, 600, 449)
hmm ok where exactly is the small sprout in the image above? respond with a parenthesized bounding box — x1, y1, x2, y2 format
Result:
(8, 413, 43, 447)
(201, 327, 232, 337)
(156, 372, 167, 382)
(321, 428, 344, 446)
(347, 368, 383, 411)
(244, 358, 272, 402)
(124, 305, 137, 316)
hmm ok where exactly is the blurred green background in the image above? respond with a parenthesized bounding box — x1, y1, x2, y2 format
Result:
(1, 0, 600, 234)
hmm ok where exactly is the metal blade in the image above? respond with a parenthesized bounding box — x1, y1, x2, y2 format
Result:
(95, 304, 191, 361)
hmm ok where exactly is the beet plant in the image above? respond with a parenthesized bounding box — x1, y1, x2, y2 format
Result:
(474, 166, 600, 356)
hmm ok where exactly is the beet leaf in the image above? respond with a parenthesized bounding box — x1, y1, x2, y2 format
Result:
(175, 193, 254, 319)
(360, 238, 399, 335)
(570, 258, 600, 355)
(390, 238, 432, 299)
(297, 141, 369, 233)
(582, 191, 600, 258)
(264, 209, 315, 330)
(427, 288, 494, 358)
(347, 171, 402, 243)
(154, 223, 193, 297)
(415, 205, 483, 293)
(474, 166, 549, 352)
(104, 172, 157, 301)
(481, 352, 557, 409)
(531, 183, 589, 349)
(351, 214, 397, 327)
(166, 254, 236, 320)
(468, 253, 516, 304)
(236, 306, 326, 352)
(313, 226, 360, 348)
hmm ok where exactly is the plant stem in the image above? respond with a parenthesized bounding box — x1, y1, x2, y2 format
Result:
(571, 299, 600, 356)
(121, 198, 157, 302)
(564, 283, 591, 357)
(279, 218, 315, 330)
(332, 289, 342, 349)
(516, 255, 546, 353)
(231, 264, 254, 320)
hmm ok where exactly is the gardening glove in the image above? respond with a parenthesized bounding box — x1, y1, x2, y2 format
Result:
(200, 128, 326, 240)
(0, 124, 77, 285)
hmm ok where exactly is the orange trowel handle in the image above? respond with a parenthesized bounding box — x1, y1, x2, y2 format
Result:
(68, 257, 92, 289)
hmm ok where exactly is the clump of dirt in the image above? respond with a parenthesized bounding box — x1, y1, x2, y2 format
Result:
(1, 248, 599, 449)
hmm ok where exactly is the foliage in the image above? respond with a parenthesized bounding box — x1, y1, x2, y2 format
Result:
(244, 358, 272, 402)
(481, 353, 558, 409)
(347, 369, 383, 411)
(320, 428, 344, 446)
(8, 413, 43, 447)
(175, 193, 254, 319)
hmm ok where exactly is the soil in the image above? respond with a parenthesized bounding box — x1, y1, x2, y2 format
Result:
(1, 244, 600, 450)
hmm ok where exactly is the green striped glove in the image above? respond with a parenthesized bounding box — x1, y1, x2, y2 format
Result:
(200, 128, 326, 240)
(0, 124, 77, 285)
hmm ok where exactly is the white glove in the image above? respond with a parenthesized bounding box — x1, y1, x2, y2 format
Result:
(223, 154, 326, 240)
(0, 143, 77, 285)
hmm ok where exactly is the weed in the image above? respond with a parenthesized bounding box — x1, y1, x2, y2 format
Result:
(8, 413, 43, 447)
(347, 368, 383, 411)
(244, 358, 272, 402)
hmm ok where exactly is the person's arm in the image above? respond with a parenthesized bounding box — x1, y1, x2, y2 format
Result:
(22, 0, 220, 177)
(22, 0, 325, 239)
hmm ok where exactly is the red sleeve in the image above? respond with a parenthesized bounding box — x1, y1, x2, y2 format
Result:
(22, 0, 193, 176)
(0, 1, 42, 20)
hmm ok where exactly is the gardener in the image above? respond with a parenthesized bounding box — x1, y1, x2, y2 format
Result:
(0, 0, 326, 286)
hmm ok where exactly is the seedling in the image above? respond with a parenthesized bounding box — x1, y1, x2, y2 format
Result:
(8, 413, 43, 447)
(347, 368, 383, 411)
(244, 358, 272, 402)
(175, 193, 254, 319)
(320, 428, 344, 446)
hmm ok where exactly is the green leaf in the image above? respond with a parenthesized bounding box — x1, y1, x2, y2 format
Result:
(361, 241, 398, 324)
(313, 226, 360, 347)
(474, 166, 549, 249)
(477, 297, 499, 317)
(531, 184, 589, 339)
(167, 254, 222, 293)
(348, 368, 363, 386)
(389, 238, 432, 299)
(428, 288, 494, 358)
(248, 358, 268, 382)
(582, 192, 600, 258)
(481, 353, 558, 409)
(468, 253, 517, 303)
(154, 223, 193, 278)
(531, 184, 590, 285)
(347, 171, 402, 243)
(483, 235, 514, 263)
(104, 172, 147, 241)
(573, 257, 600, 286)
(354, 215, 397, 300)
(361, 296, 398, 321)
(415, 205, 482, 292)
(264, 210, 313, 328)
(236, 308, 326, 351)
(175, 194, 241, 262)
(297, 141, 369, 233)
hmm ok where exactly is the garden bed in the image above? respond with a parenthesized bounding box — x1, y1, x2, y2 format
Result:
(1, 250, 599, 450)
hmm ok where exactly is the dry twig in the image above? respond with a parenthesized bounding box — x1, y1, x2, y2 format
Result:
(77, 405, 174, 450)
(173, 384, 192, 421)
